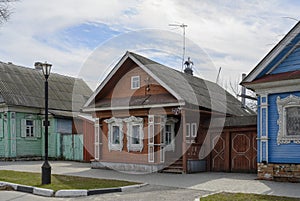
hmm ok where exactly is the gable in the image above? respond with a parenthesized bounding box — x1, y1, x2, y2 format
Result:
(243, 22, 300, 83)
(92, 57, 178, 109)
(270, 45, 300, 74)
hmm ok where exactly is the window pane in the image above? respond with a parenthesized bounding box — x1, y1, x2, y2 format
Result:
(112, 126, 120, 144)
(26, 120, 34, 137)
(26, 120, 33, 126)
(286, 107, 300, 136)
(131, 76, 140, 89)
(132, 125, 140, 144)
(165, 125, 171, 145)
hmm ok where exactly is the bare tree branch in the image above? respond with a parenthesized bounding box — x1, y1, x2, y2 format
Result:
(0, 0, 18, 24)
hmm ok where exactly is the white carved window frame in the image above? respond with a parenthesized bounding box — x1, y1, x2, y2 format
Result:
(277, 95, 300, 145)
(131, 76, 140, 89)
(104, 117, 124, 151)
(164, 117, 178, 152)
(124, 116, 144, 152)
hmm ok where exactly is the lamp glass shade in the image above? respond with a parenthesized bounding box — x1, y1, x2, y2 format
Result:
(42, 63, 52, 77)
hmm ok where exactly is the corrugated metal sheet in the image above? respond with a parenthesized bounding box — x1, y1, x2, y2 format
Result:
(0, 62, 92, 111)
(131, 52, 254, 116)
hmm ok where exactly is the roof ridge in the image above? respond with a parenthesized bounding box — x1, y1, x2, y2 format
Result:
(0, 61, 83, 81)
(128, 51, 223, 87)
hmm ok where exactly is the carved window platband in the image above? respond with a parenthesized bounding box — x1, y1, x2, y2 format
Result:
(277, 95, 300, 144)
(104, 117, 124, 151)
(124, 116, 144, 152)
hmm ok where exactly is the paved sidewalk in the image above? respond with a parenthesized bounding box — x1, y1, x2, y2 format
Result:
(1, 161, 300, 198)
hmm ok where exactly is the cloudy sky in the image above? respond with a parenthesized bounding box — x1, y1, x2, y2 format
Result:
(0, 0, 299, 91)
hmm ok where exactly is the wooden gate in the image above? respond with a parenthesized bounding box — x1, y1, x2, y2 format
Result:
(211, 131, 257, 172)
(61, 134, 83, 161)
(231, 132, 257, 172)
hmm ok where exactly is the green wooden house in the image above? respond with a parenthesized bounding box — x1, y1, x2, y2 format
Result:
(0, 61, 92, 160)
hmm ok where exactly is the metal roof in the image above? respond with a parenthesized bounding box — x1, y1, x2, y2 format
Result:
(0, 62, 92, 112)
(131, 52, 254, 116)
(85, 51, 254, 116)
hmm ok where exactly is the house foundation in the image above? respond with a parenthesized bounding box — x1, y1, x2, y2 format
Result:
(258, 162, 300, 182)
(91, 161, 164, 173)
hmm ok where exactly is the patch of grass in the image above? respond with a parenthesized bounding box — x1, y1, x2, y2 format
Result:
(0, 170, 137, 191)
(201, 192, 300, 201)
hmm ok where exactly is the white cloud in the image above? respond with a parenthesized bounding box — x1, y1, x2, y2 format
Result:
(0, 0, 299, 91)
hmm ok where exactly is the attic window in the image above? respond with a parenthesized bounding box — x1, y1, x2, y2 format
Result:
(131, 76, 140, 89)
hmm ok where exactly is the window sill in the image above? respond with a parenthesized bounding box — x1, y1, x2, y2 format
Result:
(24, 137, 39, 141)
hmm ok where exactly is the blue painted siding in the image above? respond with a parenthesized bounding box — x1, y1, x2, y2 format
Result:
(257, 33, 300, 78)
(271, 46, 300, 74)
(268, 91, 300, 163)
(261, 108, 266, 137)
(257, 97, 261, 162)
(262, 141, 266, 161)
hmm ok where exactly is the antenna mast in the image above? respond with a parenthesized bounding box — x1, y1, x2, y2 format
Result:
(169, 23, 188, 71)
(216, 67, 222, 84)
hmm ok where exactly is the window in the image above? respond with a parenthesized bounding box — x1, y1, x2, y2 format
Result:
(164, 117, 178, 151)
(21, 119, 41, 138)
(112, 126, 120, 144)
(104, 117, 123, 151)
(131, 76, 140, 89)
(124, 116, 144, 152)
(277, 95, 300, 144)
(191, 123, 197, 138)
(132, 125, 140, 144)
(165, 124, 172, 145)
(286, 107, 300, 136)
(186, 123, 190, 137)
(26, 120, 34, 137)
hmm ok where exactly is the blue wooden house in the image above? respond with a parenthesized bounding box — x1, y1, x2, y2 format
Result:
(0, 61, 92, 160)
(242, 22, 300, 181)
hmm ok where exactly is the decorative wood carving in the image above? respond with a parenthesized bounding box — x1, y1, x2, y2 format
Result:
(277, 95, 300, 145)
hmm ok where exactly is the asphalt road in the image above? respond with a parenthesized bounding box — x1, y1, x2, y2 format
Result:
(1, 161, 300, 200)
(0, 185, 209, 201)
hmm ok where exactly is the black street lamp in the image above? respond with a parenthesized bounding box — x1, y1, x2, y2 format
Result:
(35, 61, 52, 185)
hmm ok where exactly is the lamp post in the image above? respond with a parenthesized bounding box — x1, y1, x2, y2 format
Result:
(35, 61, 52, 185)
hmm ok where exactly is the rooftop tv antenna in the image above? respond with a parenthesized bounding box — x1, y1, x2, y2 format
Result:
(216, 67, 222, 84)
(169, 23, 188, 71)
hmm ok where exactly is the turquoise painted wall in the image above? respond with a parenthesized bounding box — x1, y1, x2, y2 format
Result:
(0, 111, 83, 161)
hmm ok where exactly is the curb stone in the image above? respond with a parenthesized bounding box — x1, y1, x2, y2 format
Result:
(33, 187, 54, 197)
(120, 183, 148, 191)
(0, 180, 148, 197)
(55, 189, 88, 197)
(0, 181, 18, 190)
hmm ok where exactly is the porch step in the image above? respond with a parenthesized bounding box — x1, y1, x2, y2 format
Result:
(162, 168, 183, 174)
(162, 158, 184, 174)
